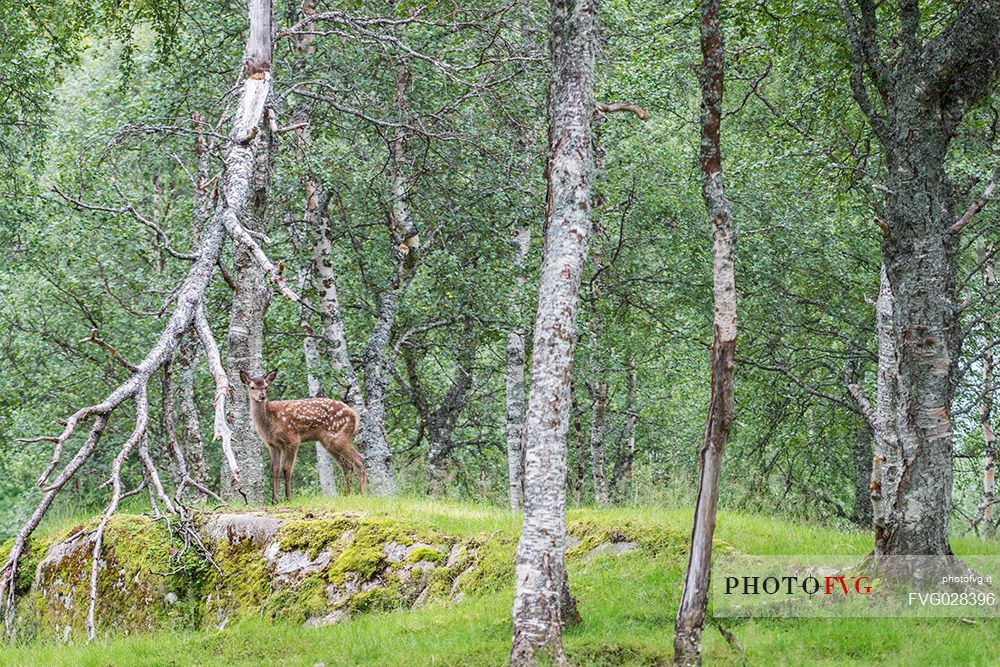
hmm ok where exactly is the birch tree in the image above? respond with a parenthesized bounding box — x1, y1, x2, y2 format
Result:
(673, 0, 737, 660)
(976, 241, 997, 537)
(221, 0, 277, 502)
(841, 0, 1000, 556)
(510, 0, 596, 661)
(506, 221, 531, 510)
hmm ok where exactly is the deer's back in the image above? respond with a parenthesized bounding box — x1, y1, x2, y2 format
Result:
(269, 398, 357, 442)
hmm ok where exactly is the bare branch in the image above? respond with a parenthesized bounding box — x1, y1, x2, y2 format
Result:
(79, 328, 138, 372)
(193, 305, 241, 488)
(595, 102, 649, 120)
(950, 166, 999, 234)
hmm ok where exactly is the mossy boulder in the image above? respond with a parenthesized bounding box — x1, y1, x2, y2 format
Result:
(10, 508, 499, 641)
(8, 506, 682, 643)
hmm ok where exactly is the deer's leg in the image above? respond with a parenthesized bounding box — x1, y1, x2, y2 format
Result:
(332, 431, 365, 495)
(267, 444, 281, 504)
(282, 444, 299, 502)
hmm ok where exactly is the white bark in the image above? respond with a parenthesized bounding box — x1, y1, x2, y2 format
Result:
(506, 222, 531, 510)
(510, 0, 596, 662)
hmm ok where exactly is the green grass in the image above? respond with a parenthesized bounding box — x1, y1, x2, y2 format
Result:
(2, 498, 998, 666)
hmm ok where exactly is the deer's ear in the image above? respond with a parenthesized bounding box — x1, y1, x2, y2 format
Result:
(239, 370, 251, 385)
(265, 369, 278, 384)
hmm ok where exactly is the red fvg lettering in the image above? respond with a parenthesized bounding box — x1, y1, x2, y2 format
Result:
(823, 576, 871, 595)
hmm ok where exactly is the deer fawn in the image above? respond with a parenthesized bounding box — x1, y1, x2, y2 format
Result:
(240, 370, 366, 502)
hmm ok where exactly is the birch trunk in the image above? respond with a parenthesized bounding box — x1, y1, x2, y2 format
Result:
(977, 242, 996, 537)
(302, 314, 338, 496)
(174, 329, 210, 497)
(222, 126, 273, 502)
(674, 0, 737, 661)
(611, 358, 637, 499)
(311, 192, 399, 496)
(510, 0, 596, 661)
(289, 11, 337, 496)
(221, 0, 275, 502)
(838, 0, 1000, 558)
(506, 222, 531, 510)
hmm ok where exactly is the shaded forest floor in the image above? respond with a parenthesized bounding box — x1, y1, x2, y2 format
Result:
(2, 496, 999, 666)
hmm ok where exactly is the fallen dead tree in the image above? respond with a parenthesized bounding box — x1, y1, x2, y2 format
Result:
(0, 0, 299, 641)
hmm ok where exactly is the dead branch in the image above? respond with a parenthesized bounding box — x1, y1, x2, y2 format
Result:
(86, 387, 149, 640)
(194, 305, 241, 490)
(51, 184, 199, 262)
(79, 328, 138, 372)
(950, 166, 999, 234)
(163, 359, 225, 504)
(220, 210, 300, 302)
(847, 383, 899, 450)
(595, 102, 650, 120)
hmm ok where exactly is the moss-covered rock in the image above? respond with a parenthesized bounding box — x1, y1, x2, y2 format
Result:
(7, 505, 690, 645)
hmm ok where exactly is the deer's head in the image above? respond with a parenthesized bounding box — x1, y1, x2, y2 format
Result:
(240, 369, 277, 403)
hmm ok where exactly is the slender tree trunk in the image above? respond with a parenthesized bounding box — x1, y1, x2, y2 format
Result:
(302, 314, 338, 496)
(851, 418, 875, 527)
(506, 222, 531, 510)
(571, 392, 587, 504)
(611, 357, 637, 499)
(978, 242, 996, 537)
(426, 325, 476, 495)
(510, 0, 596, 662)
(171, 111, 214, 500)
(674, 0, 737, 661)
(221, 0, 275, 503)
(311, 196, 388, 492)
(174, 328, 210, 498)
(588, 376, 609, 505)
(838, 0, 1000, 557)
(288, 6, 337, 497)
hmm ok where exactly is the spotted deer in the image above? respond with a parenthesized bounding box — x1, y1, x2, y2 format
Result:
(240, 370, 366, 501)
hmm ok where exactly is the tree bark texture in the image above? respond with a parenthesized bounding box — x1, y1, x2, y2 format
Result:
(978, 242, 996, 537)
(510, 0, 596, 662)
(311, 191, 402, 496)
(506, 222, 531, 510)
(222, 121, 274, 503)
(839, 0, 1000, 556)
(302, 312, 338, 496)
(174, 328, 210, 498)
(674, 0, 737, 662)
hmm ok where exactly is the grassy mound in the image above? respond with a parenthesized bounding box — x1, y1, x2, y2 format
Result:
(2, 496, 999, 666)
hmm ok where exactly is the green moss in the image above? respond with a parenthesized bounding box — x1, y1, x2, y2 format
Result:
(1, 534, 53, 597)
(566, 517, 690, 560)
(328, 545, 386, 583)
(453, 537, 515, 595)
(202, 532, 271, 624)
(347, 579, 404, 613)
(420, 566, 457, 601)
(265, 574, 329, 623)
(275, 516, 357, 559)
(406, 546, 445, 565)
